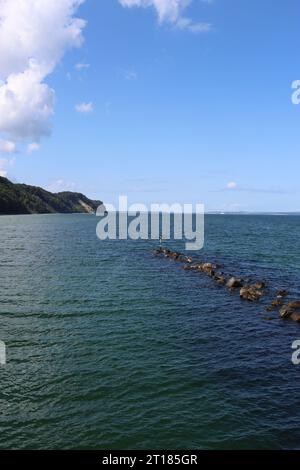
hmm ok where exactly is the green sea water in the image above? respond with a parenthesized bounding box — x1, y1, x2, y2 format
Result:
(0, 214, 300, 449)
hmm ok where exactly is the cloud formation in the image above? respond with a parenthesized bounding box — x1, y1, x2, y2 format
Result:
(75, 102, 94, 113)
(75, 62, 90, 70)
(27, 142, 41, 154)
(0, 0, 86, 149)
(119, 0, 211, 32)
(0, 139, 17, 154)
(214, 182, 286, 194)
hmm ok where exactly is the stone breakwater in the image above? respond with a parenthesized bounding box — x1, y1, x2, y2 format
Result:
(153, 247, 300, 324)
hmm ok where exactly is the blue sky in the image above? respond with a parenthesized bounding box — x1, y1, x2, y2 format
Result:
(1, 0, 300, 212)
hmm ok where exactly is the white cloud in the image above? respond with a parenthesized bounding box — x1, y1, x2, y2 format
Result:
(0, 61, 55, 141)
(27, 142, 41, 154)
(0, 0, 86, 148)
(119, 0, 212, 32)
(0, 139, 17, 154)
(75, 62, 90, 70)
(227, 181, 238, 189)
(75, 102, 94, 113)
(222, 182, 284, 194)
(176, 17, 211, 33)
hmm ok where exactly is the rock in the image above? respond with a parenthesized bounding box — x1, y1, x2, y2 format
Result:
(162, 251, 193, 263)
(207, 269, 215, 278)
(290, 312, 300, 323)
(287, 301, 300, 309)
(162, 249, 171, 256)
(201, 263, 216, 273)
(268, 299, 283, 309)
(213, 273, 226, 285)
(277, 290, 289, 298)
(192, 264, 203, 270)
(240, 286, 263, 302)
(183, 265, 193, 270)
(226, 277, 243, 289)
(263, 316, 276, 321)
(279, 301, 300, 319)
(272, 298, 283, 307)
(279, 305, 293, 318)
(266, 298, 283, 311)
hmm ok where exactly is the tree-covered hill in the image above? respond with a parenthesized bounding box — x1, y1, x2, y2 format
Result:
(0, 177, 102, 215)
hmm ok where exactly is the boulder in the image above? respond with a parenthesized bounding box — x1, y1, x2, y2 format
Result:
(277, 290, 289, 298)
(240, 286, 263, 302)
(287, 301, 300, 309)
(279, 305, 293, 318)
(290, 312, 300, 323)
(194, 264, 204, 270)
(279, 301, 300, 319)
(226, 277, 243, 289)
(201, 263, 214, 272)
(213, 273, 226, 285)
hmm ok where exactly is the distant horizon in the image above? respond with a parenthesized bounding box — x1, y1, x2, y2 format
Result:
(0, 1, 299, 213)
(1, 175, 300, 215)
